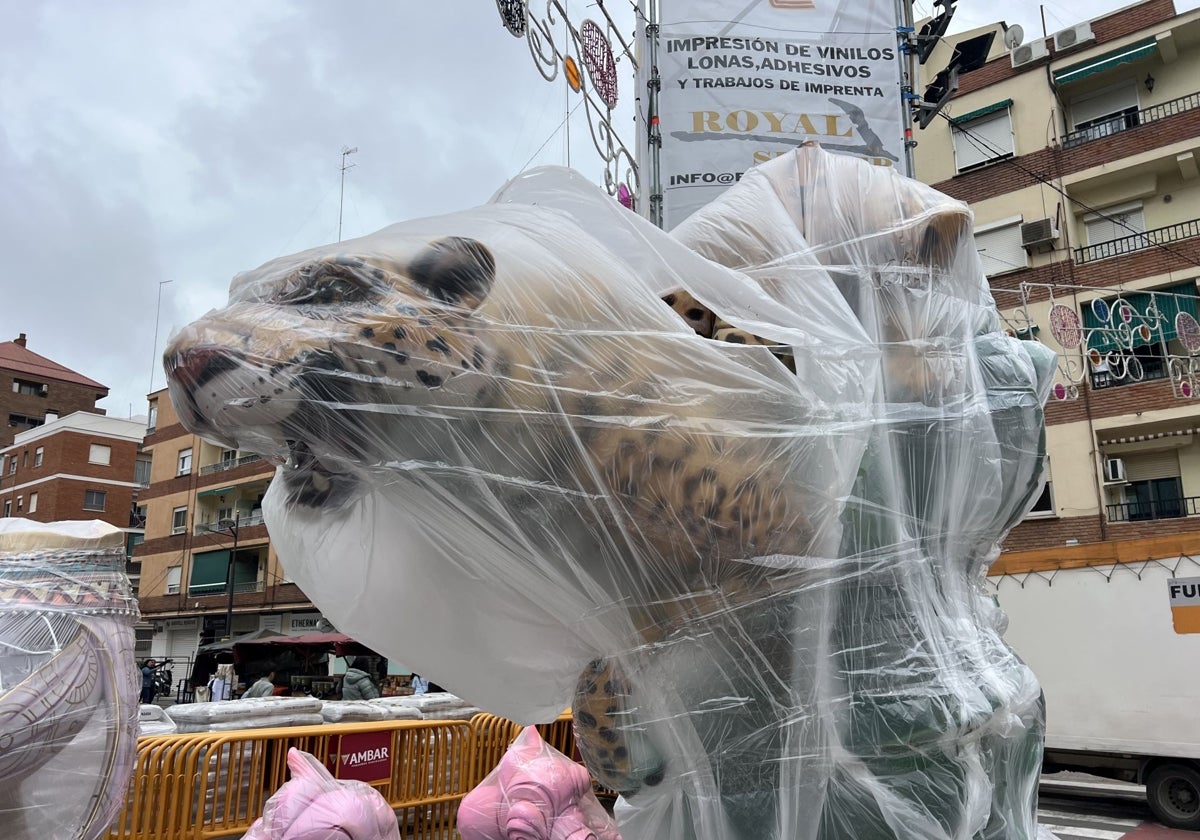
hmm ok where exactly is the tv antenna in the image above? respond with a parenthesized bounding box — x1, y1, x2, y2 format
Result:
(1004, 24, 1025, 50)
(338, 146, 358, 242)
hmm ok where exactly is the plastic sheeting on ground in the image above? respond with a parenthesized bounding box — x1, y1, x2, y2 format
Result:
(164, 142, 1055, 840)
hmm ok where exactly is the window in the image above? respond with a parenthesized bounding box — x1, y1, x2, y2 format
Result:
(147, 402, 158, 433)
(172, 506, 188, 535)
(973, 219, 1028, 277)
(28, 492, 37, 513)
(33, 446, 43, 467)
(166, 565, 182, 595)
(131, 504, 147, 528)
(11, 379, 46, 397)
(5, 456, 12, 475)
(177, 447, 193, 476)
(1026, 482, 1054, 518)
(1068, 82, 1140, 145)
(134, 457, 151, 486)
(952, 107, 1014, 172)
(1085, 202, 1145, 249)
(89, 443, 112, 465)
(2, 501, 9, 517)
(22, 451, 27, 467)
(83, 490, 107, 511)
(220, 448, 238, 466)
(16, 496, 23, 512)
(8, 414, 43, 431)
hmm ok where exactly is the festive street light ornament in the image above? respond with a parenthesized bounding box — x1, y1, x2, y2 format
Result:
(496, 0, 528, 37)
(1049, 304, 1084, 349)
(580, 19, 619, 109)
(564, 55, 583, 92)
(1177, 312, 1200, 353)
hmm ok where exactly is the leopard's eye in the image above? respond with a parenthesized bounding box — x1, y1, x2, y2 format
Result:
(275, 265, 377, 306)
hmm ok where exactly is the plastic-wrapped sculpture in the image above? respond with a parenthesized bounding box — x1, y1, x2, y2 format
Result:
(458, 726, 621, 840)
(164, 143, 1055, 839)
(243, 747, 401, 840)
(0, 519, 140, 839)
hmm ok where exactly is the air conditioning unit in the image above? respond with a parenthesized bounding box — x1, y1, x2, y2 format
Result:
(1021, 218, 1060, 249)
(38, 383, 49, 395)
(1011, 38, 1049, 68)
(1104, 457, 1127, 483)
(1054, 22, 1095, 52)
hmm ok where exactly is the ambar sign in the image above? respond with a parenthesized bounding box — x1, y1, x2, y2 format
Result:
(1167, 576, 1200, 634)
(332, 730, 393, 783)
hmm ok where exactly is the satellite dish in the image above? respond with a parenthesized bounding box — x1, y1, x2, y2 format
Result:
(1004, 24, 1025, 50)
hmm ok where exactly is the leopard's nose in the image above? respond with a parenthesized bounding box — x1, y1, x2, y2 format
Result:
(165, 346, 245, 391)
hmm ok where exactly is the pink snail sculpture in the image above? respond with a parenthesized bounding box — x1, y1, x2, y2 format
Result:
(458, 726, 621, 840)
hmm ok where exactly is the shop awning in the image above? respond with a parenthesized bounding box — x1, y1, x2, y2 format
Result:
(197, 485, 236, 498)
(1054, 39, 1158, 85)
(949, 99, 1013, 126)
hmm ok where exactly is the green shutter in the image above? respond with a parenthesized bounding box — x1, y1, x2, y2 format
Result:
(1083, 283, 1199, 353)
(1053, 39, 1158, 86)
(190, 549, 230, 592)
(233, 555, 258, 585)
(948, 99, 1013, 126)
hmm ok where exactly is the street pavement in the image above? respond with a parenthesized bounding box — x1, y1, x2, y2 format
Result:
(1038, 778, 1195, 839)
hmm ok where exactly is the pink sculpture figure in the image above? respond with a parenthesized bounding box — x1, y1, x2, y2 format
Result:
(458, 726, 621, 840)
(244, 748, 400, 840)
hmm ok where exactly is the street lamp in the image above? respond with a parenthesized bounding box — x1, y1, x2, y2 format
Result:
(218, 512, 241, 642)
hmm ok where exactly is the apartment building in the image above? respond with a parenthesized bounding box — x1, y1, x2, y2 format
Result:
(0, 332, 109, 448)
(134, 387, 321, 668)
(913, 0, 1200, 572)
(0, 410, 147, 522)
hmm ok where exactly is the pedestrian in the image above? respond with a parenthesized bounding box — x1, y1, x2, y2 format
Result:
(242, 671, 276, 699)
(208, 663, 236, 701)
(411, 674, 429, 695)
(140, 659, 158, 704)
(341, 657, 380, 701)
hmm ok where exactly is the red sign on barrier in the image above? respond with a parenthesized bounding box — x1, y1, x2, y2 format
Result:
(332, 730, 393, 783)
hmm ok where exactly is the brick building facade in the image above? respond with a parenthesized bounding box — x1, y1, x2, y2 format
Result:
(913, 0, 1200, 574)
(0, 333, 109, 449)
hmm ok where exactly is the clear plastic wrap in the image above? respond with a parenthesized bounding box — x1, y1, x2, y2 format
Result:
(244, 747, 400, 840)
(459, 725, 620, 840)
(0, 518, 140, 840)
(164, 143, 1054, 840)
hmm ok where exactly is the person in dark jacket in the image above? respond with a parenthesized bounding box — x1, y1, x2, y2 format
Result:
(140, 659, 158, 704)
(340, 657, 380, 700)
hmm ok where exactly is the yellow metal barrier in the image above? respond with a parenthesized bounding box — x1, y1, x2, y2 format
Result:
(106, 712, 589, 840)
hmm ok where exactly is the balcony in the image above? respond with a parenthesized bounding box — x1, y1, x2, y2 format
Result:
(1106, 496, 1200, 523)
(186, 579, 267, 597)
(1074, 218, 1200, 264)
(193, 512, 265, 536)
(1061, 91, 1200, 149)
(199, 453, 263, 475)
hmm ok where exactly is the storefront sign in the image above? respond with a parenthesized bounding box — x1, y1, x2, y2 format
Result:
(165, 617, 198, 630)
(1168, 576, 1200, 634)
(331, 730, 393, 783)
(287, 612, 322, 634)
(640, 0, 907, 228)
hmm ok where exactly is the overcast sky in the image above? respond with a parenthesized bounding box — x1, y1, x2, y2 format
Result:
(2, 0, 1196, 420)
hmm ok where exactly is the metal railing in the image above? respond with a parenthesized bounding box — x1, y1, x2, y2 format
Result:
(1106, 495, 1200, 523)
(1075, 217, 1200, 264)
(106, 713, 579, 840)
(193, 513, 265, 535)
(1062, 90, 1200, 149)
(186, 579, 267, 598)
(199, 453, 263, 475)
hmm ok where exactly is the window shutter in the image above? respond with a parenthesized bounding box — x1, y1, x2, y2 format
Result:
(1124, 449, 1181, 481)
(1085, 205, 1144, 245)
(974, 223, 1027, 276)
(953, 111, 1013, 171)
(1070, 82, 1138, 129)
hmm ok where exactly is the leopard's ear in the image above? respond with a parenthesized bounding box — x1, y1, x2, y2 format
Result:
(408, 236, 495, 309)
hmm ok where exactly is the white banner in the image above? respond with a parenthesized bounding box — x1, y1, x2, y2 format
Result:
(641, 0, 908, 228)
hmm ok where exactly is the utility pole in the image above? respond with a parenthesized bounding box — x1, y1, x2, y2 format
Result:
(338, 146, 358, 242)
(222, 511, 241, 642)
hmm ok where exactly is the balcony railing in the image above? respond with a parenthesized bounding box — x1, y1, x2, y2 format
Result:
(1075, 218, 1200, 265)
(186, 579, 267, 597)
(193, 512, 265, 536)
(1090, 355, 1169, 389)
(199, 453, 263, 475)
(1062, 91, 1200, 149)
(1106, 495, 1200, 523)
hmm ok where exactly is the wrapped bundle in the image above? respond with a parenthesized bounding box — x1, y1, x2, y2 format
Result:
(0, 519, 140, 840)
(164, 143, 1053, 839)
(167, 696, 323, 732)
